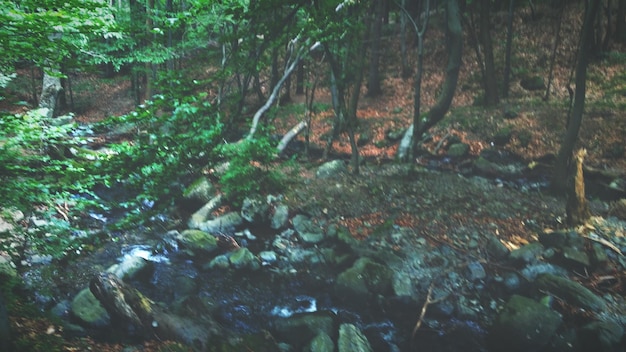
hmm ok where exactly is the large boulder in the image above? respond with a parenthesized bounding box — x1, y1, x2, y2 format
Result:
(488, 295, 562, 352)
(335, 258, 392, 303)
(70, 288, 111, 328)
(182, 177, 215, 206)
(198, 212, 243, 233)
(293, 214, 325, 244)
(316, 160, 347, 179)
(337, 323, 373, 352)
(274, 311, 336, 348)
(176, 229, 219, 256)
(241, 196, 270, 224)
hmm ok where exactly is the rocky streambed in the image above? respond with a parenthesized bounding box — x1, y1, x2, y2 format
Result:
(2, 160, 626, 351)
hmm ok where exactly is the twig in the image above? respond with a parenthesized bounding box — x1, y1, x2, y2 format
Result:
(411, 281, 447, 339)
(582, 234, 623, 256)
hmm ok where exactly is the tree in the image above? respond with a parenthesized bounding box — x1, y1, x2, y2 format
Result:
(502, 0, 515, 98)
(398, 0, 463, 161)
(551, 0, 602, 194)
(367, 0, 384, 97)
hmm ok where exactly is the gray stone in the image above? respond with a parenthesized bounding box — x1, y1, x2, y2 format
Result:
(465, 261, 486, 281)
(106, 255, 149, 280)
(305, 332, 335, 352)
(176, 229, 219, 255)
(229, 247, 259, 270)
(198, 211, 243, 233)
(510, 242, 544, 263)
(539, 230, 583, 248)
(316, 160, 346, 179)
(271, 204, 290, 230)
(338, 323, 373, 352)
(187, 195, 223, 229)
(520, 263, 568, 281)
(274, 311, 336, 348)
(392, 272, 414, 297)
(335, 258, 392, 302)
(241, 196, 270, 223)
(579, 321, 624, 352)
(70, 288, 110, 328)
(206, 255, 230, 269)
(590, 243, 609, 266)
(488, 295, 562, 352)
(447, 143, 470, 158)
(293, 214, 325, 244)
(562, 246, 590, 269)
(485, 233, 510, 259)
(259, 251, 278, 263)
(535, 274, 606, 312)
(182, 177, 215, 204)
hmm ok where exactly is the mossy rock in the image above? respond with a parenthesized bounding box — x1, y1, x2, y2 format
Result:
(535, 273, 606, 312)
(488, 295, 562, 352)
(176, 229, 218, 255)
(70, 288, 110, 328)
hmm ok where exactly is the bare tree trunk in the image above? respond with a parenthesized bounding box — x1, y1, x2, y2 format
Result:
(551, 0, 601, 195)
(502, 0, 515, 98)
(399, 0, 411, 79)
(544, 1, 565, 101)
(617, 0, 626, 42)
(367, 0, 384, 97)
(39, 68, 62, 119)
(479, 0, 498, 106)
(414, 0, 463, 139)
(410, 0, 430, 160)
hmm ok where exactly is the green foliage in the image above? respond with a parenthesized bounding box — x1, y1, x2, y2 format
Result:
(218, 137, 284, 206)
(95, 92, 223, 225)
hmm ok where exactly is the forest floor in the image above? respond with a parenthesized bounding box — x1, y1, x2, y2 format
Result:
(2, 3, 626, 351)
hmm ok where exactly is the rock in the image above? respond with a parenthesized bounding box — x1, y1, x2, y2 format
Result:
(187, 195, 223, 229)
(338, 323, 373, 352)
(590, 243, 608, 266)
(305, 332, 335, 352)
(535, 274, 606, 312)
(176, 229, 219, 256)
(259, 251, 277, 264)
(70, 288, 111, 328)
(335, 258, 392, 303)
(241, 196, 270, 224)
(509, 242, 544, 263)
(561, 246, 590, 270)
(206, 255, 230, 269)
(198, 211, 243, 233)
(106, 255, 150, 280)
(274, 311, 336, 348)
(392, 272, 414, 297)
(271, 204, 290, 230)
(182, 177, 215, 205)
(465, 261, 486, 281)
(520, 263, 568, 281)
(579, 321, 624, 352)
(520, 76, 545, 91)
(488, 295, 562, 352)
(485, 233, 510, 259)
(447, 143, 470, 158)
(229, 247, 259, 270)
(0, 208, 23, 234)
(293, 214, 325, 244)
(316, 160, 346, 179)
(539, 230, 584, 248)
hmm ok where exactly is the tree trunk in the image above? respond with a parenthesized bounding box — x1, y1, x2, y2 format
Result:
(566, 149, 590, 226)
(367, 0, 384, 97)
(479, 0, 498, 106)
(544, 1, 565, 101)
(502, 0, 515, 98)
(90, 272, 220, 350)
(617, 0, 626, 42)
(551, 0, 601, 195)
(399, 0, 411, 79)
(410, 0, 430, 160)
(414, 0, 463, 138)
(39, 68, 62, 119)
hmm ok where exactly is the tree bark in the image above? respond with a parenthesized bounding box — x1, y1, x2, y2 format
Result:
(502, 0, 515, 98)
(544, 1, 565, 101)
(414, 0, 463, 139)
(566, 149, 590, 226)
(551, 0, 601, 195)
(617, 0, 626, 42)
(39, 69, 62, 119)
(479, 0, 498, 106)
(90, 272, 220, 351)
(367, 0, 384, 97)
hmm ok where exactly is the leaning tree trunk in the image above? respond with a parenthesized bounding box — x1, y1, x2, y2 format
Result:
(39, 68, 62, 119)
(398, 0, 462, 161)
(551, 0, 601, 195)
(90, 272, 221, 351)
(414, 0, 463, 140)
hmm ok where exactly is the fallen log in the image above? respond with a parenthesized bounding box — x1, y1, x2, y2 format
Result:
(89, 272, 220, 351)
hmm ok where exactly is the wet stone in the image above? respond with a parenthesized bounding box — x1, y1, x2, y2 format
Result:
(338, 323, 373, 352)
(509, 242, 544, 263)
(305, 332, 334, 352)
(579, 321, 624, 352)
(535, 273, 606, 312)
(465, 261, 486, 281)
(561, 246, 591, 269)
